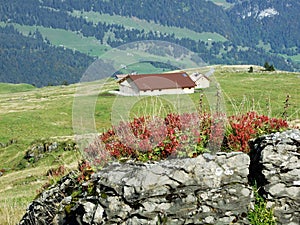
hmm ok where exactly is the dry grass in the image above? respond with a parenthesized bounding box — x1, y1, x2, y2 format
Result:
(0, 167, 50, 224)
(0, 200, 28, 225)
(0, 162, 79, 225)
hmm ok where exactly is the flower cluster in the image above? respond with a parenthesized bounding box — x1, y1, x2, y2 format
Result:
(225, 111, 288, 153)
(84, 113, 214, 164)
(84, 136, 111, 168)
(83, 111, 289, 165)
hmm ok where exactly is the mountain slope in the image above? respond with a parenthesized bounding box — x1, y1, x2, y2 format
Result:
(0, 0, 299, 86)
(43, 0, 235, 38)
(0, 25, 93, 87)
(228, 0, 300, 51)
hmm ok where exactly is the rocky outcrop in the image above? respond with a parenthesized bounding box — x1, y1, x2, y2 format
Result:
(18, 129, 300, 225)
(24, 139, 78, 163)
(19, 152, 252, 225)
(249, 129, 300, 225)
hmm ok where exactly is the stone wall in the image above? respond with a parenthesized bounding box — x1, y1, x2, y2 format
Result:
(18, 129, 300, 225)
(19, 153, 252, 225)
(249, 129, 300, 225)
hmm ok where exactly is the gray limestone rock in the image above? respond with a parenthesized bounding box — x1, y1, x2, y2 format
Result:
(249, 129, 300, 224)
(19, 153, 252, 224)
(18, 129, 300, 225)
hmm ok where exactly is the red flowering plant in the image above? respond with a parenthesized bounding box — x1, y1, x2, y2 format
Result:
(115, 116, 169, 161)
(149, 113, 181, 159)
(77, 160, 94, 183)
(93, 116, 167, 161)
(224, 111, 289, 153)
(87, 112, 215, 163)
(83, 110, 290, 166)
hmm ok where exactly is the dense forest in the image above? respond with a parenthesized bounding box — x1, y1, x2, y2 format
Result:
(0, 25, 93, 87)
(228, 0, 300, 52)
(0, 0, 299, 86)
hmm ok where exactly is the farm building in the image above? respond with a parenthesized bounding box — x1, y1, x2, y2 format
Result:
(190, 72, 210, 89)
(117, 72, 196, 96)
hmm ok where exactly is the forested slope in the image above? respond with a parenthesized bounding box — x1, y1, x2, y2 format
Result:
(0, 25, 93, 87)
(0, 0, 299, 86)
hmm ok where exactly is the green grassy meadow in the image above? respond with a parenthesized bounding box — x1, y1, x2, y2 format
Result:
(0, 22, 110, 57)
(213, 66, 300, 119)
(0, 83, 36, 94)
(71, 11, 227, 43)
(0, 66, 299, 224)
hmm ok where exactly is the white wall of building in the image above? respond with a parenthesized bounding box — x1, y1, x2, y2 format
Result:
(195, 76, 210, 89)
(190, 73, 210, 89)
(119, 79, 139, 95)
(138, 87, 194, 96)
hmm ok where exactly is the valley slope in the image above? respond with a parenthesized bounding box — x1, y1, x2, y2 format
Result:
(0, 0, 299, 86)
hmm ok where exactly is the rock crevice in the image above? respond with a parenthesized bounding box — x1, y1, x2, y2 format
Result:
(249, 129, 300, 224)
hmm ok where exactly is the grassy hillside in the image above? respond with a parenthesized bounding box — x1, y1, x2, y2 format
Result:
(0, 22, 109, 58)
(71, 11, 228, 43)
(0, 66, 299, 224)
(213, 66, 300, 119)
(0, 83, 36, 94)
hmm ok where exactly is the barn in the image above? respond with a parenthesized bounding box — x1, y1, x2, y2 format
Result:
(190, 72, 210, 89)
(118, 72, 196, 96)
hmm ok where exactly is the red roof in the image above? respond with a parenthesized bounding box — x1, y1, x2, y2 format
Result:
(119, 72, 196, 91)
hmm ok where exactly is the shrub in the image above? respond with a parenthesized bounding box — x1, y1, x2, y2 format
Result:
(264, 62, 275, 71)
(225, 111, 288, 153)
(84, 111, 289, 165)
(77, 160, 94, 183)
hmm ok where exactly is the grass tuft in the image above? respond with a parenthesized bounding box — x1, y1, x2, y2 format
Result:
(248, 185, 277, 224)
